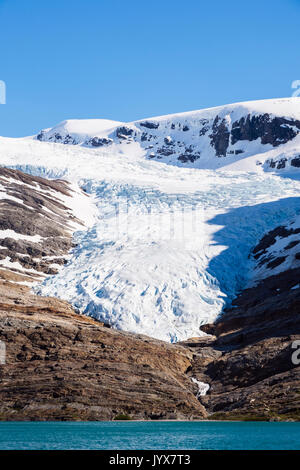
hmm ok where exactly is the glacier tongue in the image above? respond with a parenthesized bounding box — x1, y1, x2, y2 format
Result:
(34, 171, 300, 342)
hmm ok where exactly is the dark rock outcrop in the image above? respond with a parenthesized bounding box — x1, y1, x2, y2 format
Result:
(178, 153, 200, 163)
(139, 121, 159, 130)
(291, 156, 300, 168)
(210, 116, 230, 157)
(157, 147, 174, 157)
(87, 137, 113, 147)
(194, 222, 300, 421)
(116, 126, 134, 139)
(37, 132, 77, 145)
(231, 114, 300, 147)
(208, 113, 300, 158)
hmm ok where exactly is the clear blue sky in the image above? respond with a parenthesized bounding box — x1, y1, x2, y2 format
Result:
(0, 0, 300, 136)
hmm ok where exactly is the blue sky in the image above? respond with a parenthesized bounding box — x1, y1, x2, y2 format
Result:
(0, 0, 300, 136)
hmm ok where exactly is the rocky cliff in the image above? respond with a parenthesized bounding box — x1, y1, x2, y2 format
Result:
(196, 218, 300, 420)
(0, 284, 207, 421)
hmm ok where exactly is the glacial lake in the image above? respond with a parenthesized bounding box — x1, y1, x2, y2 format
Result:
(0, 421, 299, 450)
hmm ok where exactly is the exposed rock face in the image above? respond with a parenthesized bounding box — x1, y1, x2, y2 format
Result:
(231, 114, 300, 147)
(37, 131, 77, 145)
(266, 157, 287, 170)
(209, 116, 230, 157)
(209, 113, 300, 158)
(136, 112, 300, 161)
(0, 282, 206, 421)
(157, 147, 174, 157)
(265, 154, 300, 171)
(291, 156, 300, 168)
(196, 284, 300, 420)
(178, 153, 201, 163)
(139, 121, 159, 130)
(195, 221, 300, 421)
(0, 167, 84, 278)
(86, 137, 113, 147)
(116, 126, 134, 139)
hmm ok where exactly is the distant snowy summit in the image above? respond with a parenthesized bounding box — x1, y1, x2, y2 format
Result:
(37, 119, 123, 146)
(36, 97, 300, 171)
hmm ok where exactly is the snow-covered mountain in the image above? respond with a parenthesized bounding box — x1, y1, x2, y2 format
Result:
(37, 118, 123, 145)
(36, 97, 300, 172)
(1, 97, 300, 342)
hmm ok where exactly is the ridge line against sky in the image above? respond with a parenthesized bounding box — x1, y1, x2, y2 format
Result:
(0, 0, 300, 137)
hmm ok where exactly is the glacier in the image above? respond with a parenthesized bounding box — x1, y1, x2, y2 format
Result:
(1, 98, 300, 341)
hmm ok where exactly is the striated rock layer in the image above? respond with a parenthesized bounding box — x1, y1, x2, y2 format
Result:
(0, 281, 206, 421)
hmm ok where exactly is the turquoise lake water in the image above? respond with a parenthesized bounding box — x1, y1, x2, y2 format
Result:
(0, 421, 299, 450)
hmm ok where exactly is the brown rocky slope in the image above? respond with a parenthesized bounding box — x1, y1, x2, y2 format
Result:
(196, 220, 300, 421)
(0, 281, 206, 421)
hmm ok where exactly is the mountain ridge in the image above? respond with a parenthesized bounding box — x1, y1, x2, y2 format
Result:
(34, 97, 300, 172)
